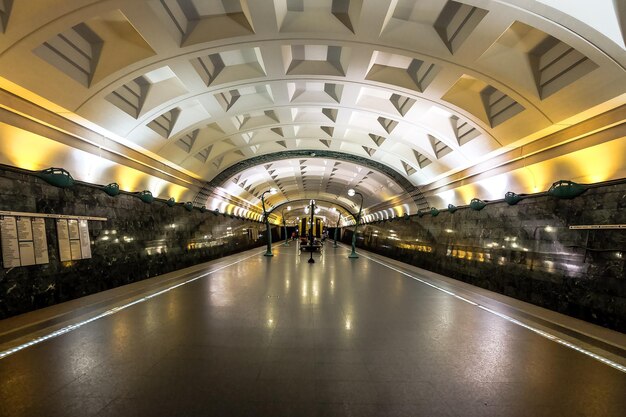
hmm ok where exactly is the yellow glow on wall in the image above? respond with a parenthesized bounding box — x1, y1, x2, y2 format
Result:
(0, 124, 68, 170)
(112, 165, 144, 191)
(161, 183, 188, 201)
(508, 138, 626, 192)
(0, 122, 194, 200)
(427, 137, 626, 207)
(456, 185, 475, 205)
(555, 139, 626, 183)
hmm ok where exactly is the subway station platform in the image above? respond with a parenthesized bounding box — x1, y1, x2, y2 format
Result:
(1, 244, 625, 417)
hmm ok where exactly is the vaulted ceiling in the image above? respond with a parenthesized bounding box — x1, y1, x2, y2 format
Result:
(0, 0, 625, 223)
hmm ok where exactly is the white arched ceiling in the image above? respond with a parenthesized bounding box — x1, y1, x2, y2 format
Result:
(219, 157, 407, 217)
(270, 201, 350, 228)
(0, 0, 625, 221)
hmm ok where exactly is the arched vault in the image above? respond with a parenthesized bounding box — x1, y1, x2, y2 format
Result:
(0, 1, 624, 220)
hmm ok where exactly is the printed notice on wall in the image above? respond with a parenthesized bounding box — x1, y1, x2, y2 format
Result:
(56, 219, 72, 262)
(67, 219, 80, 240)
(78, 220, 92, 259)
(17, 217, 33, 241)
(16, 217, 36, 266)
(57, 219, 90, 261)
(1, 216, 20, 268)
(69, 240, 82, 261)
(32, 218, 49, 264)
(18, 241, 36, 266)
(1, 216, 49, 268)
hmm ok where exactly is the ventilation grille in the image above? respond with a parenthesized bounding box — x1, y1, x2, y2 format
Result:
(34, 23, 102, 87)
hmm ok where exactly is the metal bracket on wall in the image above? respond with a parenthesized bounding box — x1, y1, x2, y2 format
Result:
(0, 211, 107, 221)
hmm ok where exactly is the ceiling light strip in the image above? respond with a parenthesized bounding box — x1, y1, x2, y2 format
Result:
(356, 250, 626, 374)
(0, 250, 264, 360)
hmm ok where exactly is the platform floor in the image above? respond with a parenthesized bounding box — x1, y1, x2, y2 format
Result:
(1, 244, 625, 417)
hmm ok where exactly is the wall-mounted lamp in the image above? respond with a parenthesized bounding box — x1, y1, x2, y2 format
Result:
(37, 167, 74, 188)
(138, 190, 154, 204)
(470, 198, 486, 211)
(504, 191, 523, 205)
(548, 180, 586, 199)
(103, 183, 120, 197)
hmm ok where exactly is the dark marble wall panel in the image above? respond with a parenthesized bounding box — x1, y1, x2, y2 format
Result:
(342, 182, 626, 332)
(0, 167, 273, 319)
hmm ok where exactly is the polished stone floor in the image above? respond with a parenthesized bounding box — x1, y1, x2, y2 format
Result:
(1, 244, 625, 417)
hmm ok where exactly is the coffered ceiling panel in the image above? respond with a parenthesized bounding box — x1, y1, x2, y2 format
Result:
(0, 0, 624, 222)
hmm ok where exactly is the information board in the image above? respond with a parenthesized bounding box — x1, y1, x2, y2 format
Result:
(56, 219, 72, 262)
(19, 241, 36, 266)
(69, 240, 82, 261)
(1, 211, 99, 268)
(1, 216, 50, 268)
(78, 220, 92, 259)
(1, 216, 20, 268)
(32, 218, 49, 264)
(17, 217, 33, 241)
(67, 219, 80, 240)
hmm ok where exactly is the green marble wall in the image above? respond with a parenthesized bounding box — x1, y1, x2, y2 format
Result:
(0, 167, 271, 319)
(343, 181, 626, 332)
